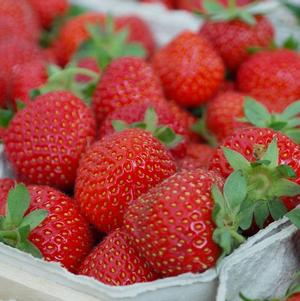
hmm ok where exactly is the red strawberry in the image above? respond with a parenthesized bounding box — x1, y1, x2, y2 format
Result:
(140, 0, 176, 9)
(92, 57, 164, 125)
(75, 57, 101, 83)
(3, 91, 96, 191)
(0, 178, 16, 215)
(206, 91, 247, 142)
(177, 143, 214, 170)
(11, 61, 47, 108)
(0, 0, 40, 42)
(0, 16, 32, 42)
(0, 75, 7, 108)
(237, 49, 300, 106)
(200, 16, 274, 72)
(209, 127, 300, 211)
(177, 0, 253, 12)
(115, 16, 156, 57)
(0, 36, 44, 95)
(288, 294, 300, 301)
(54, 13, 106, 65)
(78, 228, 158, 285)
(27, 0, 69, 28)
(75, 128, 177, 233)
(152, 31, 225, 107)
(124, 168, 223, 277)
(0, 183, 93, 272)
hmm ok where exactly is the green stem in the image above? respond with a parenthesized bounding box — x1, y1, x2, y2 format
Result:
(230, 229, 246, 244)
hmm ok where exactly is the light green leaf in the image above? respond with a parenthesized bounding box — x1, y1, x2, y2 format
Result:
(222, 147, 250, 171)
(112, 120, 129, 132)
(254, 202, 269, 229)
(281, 100, 300, 119)
(286, 208, 300, 229)
(268, 199, 287, 221)
(261, 138, 278, 169)
(202, 0, 224, 13)
(144, 107, 158, 133)
(272, 179, 300, 197)
(20, 210, 48, 231)
(244, 97, 270, 128)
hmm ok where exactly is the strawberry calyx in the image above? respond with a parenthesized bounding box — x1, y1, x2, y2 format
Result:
(112, 107, 183, 149)
(192, 118, 218, 147)
(241, 97, 300, 143)
(75, 15, 146, 71)
(31, 64, 100, 105)
(198, 0, 278, 25)
(212, 139, 300, 258)
(0, 184, 48, 258)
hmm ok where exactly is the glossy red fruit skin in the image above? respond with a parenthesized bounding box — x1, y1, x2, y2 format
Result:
(98, 100, 188, 159)
(0, 178, 16, 216)
(0, 76, 7, 108)
(208, 127, 300, 210)
(287, 294, 300, 301)
(4, 91, 96, 191)
(237, 49, 300, 105)
(124, 168, 223, 277)
(153, 31, 225, 107)
(140, 0, 176, 9)
(200, 16, 274, 72)
(92, 57, 164, 125)
(75, 128, 177, 233)
(206, 91, 247, 142)
(0, 36, 44, 91)
(27, 185, 93, 273)
(75, 57, 101, 83)
(78, 228, 158, 285)
(54, 13, 105, 66)
(0, 0, 40, 42)
(11, 61, 47, 108)
(27, 0, 69, 28)
(177, 143, 215, 170)
(116, 16, 156, 57)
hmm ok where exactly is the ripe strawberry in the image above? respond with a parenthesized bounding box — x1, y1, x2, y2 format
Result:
(209, 127, 300, 211)
(237, 49, 300, 105)
(206, 91, 247, 142)
(177, 143, 214, 170)
(78, 228, 158, 285)
(0, 183, 93, 272)
(92, 57, 164, 125)
(115, 16, 156, 57)
(152, 31, 225, 107)
(0, 36, 44, 93)
(75, 128, 177, 233)
(54, 13, 106, 65)
(288, 294, 300, 301)
(0, 76, 7, 108)
(140, 0, 176, 9)
(11, 61, 47, 107)
(0, 0, 40, 42)
(0, 16, 31, 42)
(124, 168, 223, 276)
(0, 178, 16, 215)
(177, 0, 253, 12)
(3, 91, 96, 191)
(27, 0, 69, 28)
(200, 15, 274, 72)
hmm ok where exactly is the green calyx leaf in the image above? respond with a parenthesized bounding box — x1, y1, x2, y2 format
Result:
(0, 109, 14, 128)
(191, 117, 218, 147)
(286, 208, 300, 229)
(212, 170, 247, 258)
(33, 63, 100, 105)
(243, 98, 300, 143)
(282, 35, 299, 50)
(200, 0, 258, 25)
(0, 184, 48, 258)
(75, 15, 146, 71)
(112, 107, 183, 150)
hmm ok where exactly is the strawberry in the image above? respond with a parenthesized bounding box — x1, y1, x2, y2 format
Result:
(54, 13, 106, 65)
(11, 61, 47, 108)
(140, 0, 176, 9)
(115, 16, 156, 57)
(206, 91, 247, 142)
(237, 49, 300, 106)
(27, 0, 69, 28)
(75, 128, 177, 233)
(0, 16, 32, 42)
(152, 31, 225, 107)
(0, 178, 16, 215)
(199, 1, 274, 72)
(75, 57, 101, 83)
(124, 168, 223, 276)
(0, 76, 7, 108)
(3, 91, 96, 191)
(0, 183, 93, 272)
(92, 56, 164, 125)
(177, 0, 253, 12)
(0, 36, 44, 97)
(209, 127, 300, 214)
(78, 228, 158, 285)
(98, 102, 188, 158)
(177, 143, 214, 170)
(0, 0, 40, 42)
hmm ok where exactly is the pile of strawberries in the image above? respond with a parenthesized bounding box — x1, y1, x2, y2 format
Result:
(0, 0, 300, 298)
